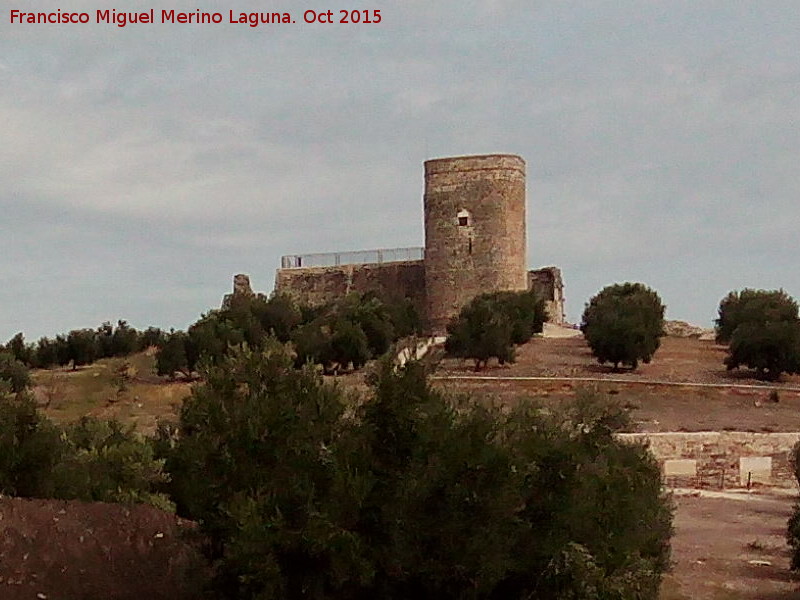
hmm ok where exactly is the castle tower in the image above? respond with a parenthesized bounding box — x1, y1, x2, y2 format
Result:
(423, 154, 527, 333)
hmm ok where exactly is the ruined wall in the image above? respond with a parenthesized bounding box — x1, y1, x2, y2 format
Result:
(618, 432, 800, 489)
(274, 260, 426, 313)
(423, 154, 527, 334)
(528, 267, 565, 325)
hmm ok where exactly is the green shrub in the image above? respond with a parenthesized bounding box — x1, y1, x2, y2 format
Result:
(66, 328, 98, 369)
(581, 283, 665, 370)
(53, 417, 173, 511)
(0, 394, 64, 497)
(156, 330, 192, 378)
(446, 295, 515, 370)
(0, 352, 31, 393)
(494, 289, 547, 344)
(166, 342, 672, 600)
(445, 290, 545, 370)
(716, 288, 798, 344)
(0, 397, 172, 511)
(724, 320, 800, 380)
(163, 340, 354, 598)
(715, 289, 800, 380)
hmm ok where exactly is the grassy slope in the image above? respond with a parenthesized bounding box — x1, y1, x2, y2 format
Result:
(29, 350, 191, 433)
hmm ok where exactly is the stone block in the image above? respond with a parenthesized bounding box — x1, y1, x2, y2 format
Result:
(739, 456, 772, 485)
(663, 459, 697, 476)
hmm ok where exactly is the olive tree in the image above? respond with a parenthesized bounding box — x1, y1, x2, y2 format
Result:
(581, 283, 665, 370)
(446, 290, 546, 371)
(160, 341, 672, 599)
(716, 289, 800, 380)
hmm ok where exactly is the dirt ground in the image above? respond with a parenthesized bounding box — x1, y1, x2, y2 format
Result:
(662, 492, 800, 600)
(437, 335, 800, 386)
(0, 497, 208, 600)
(433, 336, 800, 433)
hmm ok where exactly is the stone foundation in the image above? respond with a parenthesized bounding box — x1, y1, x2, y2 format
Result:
(619, 431, 800, 489)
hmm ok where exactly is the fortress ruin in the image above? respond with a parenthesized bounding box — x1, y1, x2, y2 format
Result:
(263, 154, 565, 333)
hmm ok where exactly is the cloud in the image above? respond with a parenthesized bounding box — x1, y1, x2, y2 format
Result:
(1, 0, 800, 338)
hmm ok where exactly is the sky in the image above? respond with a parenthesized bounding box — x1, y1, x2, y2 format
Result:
(2, 1, 799, 341)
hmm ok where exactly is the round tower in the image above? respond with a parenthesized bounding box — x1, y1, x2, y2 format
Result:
(423, 154, 527, 334)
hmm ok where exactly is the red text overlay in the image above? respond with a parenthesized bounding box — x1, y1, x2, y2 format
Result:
(8, 8, 383, 27)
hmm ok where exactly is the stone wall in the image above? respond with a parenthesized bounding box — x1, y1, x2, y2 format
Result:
(528, 267, 565, 325)
(274, 260, 426, 314)
(618, 431, 800, 489)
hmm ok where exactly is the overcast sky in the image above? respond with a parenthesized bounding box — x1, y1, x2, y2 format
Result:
(2, 1, 799, 341)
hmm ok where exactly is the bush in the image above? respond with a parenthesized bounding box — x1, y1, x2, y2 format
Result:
(0, 394, 64, 497)
(110, 320, 140, 357)
(165, 342, 672, 599)
(53, 417, 173, 511)
(446, 295, 515, 370)
(66, 328, 97, 369)
(139, 326, 167, 350)
(724, 321, 800, 381)
(581, 283, 665, 370)
(31, 336, 60, 369)
(0, 352, 31, 393)
(716, 289, 798, 344)
(340, 294, 396, 357)
(715, 289, 800, 380)
(0, 396, 172, 510)
(494, 289, 548, 344)
(251, 293, 303, 342)
(156, 330, 193, 379)
(445, 290, 546, 370)
(5, 332, 32, 365)
(162, 340, 351, 595)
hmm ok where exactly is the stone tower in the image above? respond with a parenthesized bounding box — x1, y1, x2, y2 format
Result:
(423, 154, 528, 333)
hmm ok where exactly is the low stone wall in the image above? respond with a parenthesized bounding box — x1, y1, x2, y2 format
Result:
(618, 432, 800, 489)
(274, 260, 426, 314)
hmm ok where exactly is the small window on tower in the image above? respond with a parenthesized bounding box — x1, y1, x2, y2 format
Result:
(457, 209, 471, 227)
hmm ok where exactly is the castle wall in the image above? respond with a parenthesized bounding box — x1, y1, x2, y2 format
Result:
(528, 267, 565, 325)
(618, 431, 800, 489)
(274, 260, 426, 313)
(424, 154, 528, 334)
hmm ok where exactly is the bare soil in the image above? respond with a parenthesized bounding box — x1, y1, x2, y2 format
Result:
(438, 335, 800, 386)
(662, 492, 800, 599)
(0, 497, 208, 600)
(434, 337, 800, 433)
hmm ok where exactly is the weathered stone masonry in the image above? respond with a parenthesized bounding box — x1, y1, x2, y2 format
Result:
(619, 431, 800, 489)
(270, 154, 565, 333)
(273, 261, 426, 314)
(423, 155, 528, 332)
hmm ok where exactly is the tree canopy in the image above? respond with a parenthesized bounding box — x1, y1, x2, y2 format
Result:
(445, 290, 547, 370)
(715, 288, 800, 380)
(158, 341, 673, 599)
(581, 283, 665, 370)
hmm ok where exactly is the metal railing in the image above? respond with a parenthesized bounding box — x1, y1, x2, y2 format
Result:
(280, 246, 424, 269)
